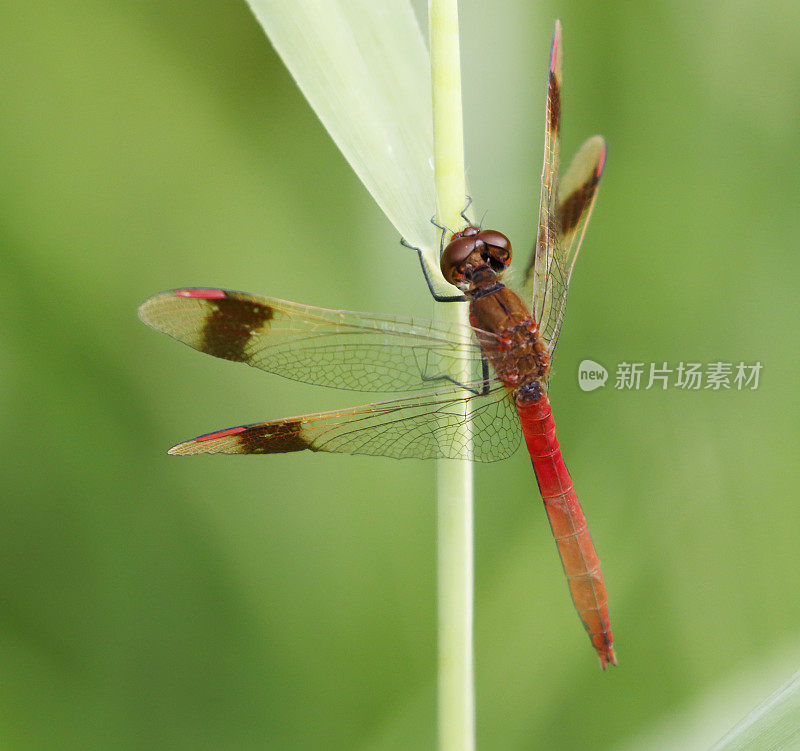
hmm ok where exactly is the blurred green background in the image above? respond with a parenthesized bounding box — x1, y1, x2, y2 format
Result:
(2, 1, 799, 749)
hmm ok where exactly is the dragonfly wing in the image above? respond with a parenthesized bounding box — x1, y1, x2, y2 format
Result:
(167, 382, 520, 462)
(521, 22, 606, 355)
(139, 288, 492, 393)
(531, 136, 606, 353)
(526, 20, 562, 341)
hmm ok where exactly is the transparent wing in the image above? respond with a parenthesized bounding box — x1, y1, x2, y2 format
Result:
(528, 20, 562, 347)
(167, 382, 520, 462)
(139, 288, 496, 393)
(527, 138, 607, 353)
(521, 22, 607, 355)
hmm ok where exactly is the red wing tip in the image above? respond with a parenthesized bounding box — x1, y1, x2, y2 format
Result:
(596, 142, 608, 178)
(174, 288, 227, 299)
(193, 426, 247, 443)
(550, 20, 563, 73)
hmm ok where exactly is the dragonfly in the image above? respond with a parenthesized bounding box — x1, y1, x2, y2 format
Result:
(139, 20, 615, 668)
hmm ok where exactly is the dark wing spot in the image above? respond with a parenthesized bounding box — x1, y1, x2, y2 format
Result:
(548, 72, 561, 135)
(559, 172, 600, 235)
(239, 420, 313, 454)
(200, 297, 274, 362)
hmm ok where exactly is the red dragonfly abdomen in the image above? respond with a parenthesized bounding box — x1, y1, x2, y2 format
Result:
(516, 395, 616, 669)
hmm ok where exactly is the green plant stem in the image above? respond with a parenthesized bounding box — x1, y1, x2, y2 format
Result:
(428, 2, 475, 750)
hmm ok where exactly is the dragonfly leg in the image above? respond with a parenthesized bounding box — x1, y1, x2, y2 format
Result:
(460, 195, 473, 224)
(418, 355, 492, 396)
(430, 215, 453, 266)
(420, 374, 481, 395)
(400, 237, 467, 303)
(430, 214, 450, 235)
(430, 198, 473, 230)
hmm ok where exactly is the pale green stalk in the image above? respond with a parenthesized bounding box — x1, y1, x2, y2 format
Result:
(429, 2, 475, 750)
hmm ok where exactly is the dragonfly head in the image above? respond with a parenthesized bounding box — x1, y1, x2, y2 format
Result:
(440, 227, 512, 290)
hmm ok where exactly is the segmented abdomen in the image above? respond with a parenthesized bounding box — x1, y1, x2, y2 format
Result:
(516, 394, 616, 668)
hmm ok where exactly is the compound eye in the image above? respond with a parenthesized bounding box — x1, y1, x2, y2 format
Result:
(440, 235, 477, 285)
(477, 230, 512, 271)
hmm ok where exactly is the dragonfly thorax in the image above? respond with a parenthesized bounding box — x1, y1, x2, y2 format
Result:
(440, 227, 512, 291)
(465, 278, 551, 403)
